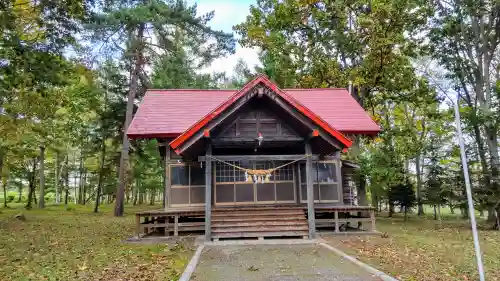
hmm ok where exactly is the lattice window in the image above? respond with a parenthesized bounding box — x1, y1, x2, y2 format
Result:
(215, 161, 237, 183)
(274, 161, 293, 181)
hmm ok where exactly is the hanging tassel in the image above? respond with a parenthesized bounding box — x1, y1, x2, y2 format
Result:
(253, 174, 258, 183)
(265, 174, 271, 183)
(247, 174, 252, 182)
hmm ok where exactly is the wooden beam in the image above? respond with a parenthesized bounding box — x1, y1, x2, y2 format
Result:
(164, 145, 171, 211)
(305, 141, 316, 239)
(370, 210, 376, 232)
(136, 214, 141, 239)
(335, 150, 343, 204)
(213, 136, 304, 144)
(176, 91, 256, 154)
(334, 211, 339, 233)
(267, 90, 343, 150)
(198, 154, 319, 162)
(174, 214, 179, 237)
(204, 142, 213, 241)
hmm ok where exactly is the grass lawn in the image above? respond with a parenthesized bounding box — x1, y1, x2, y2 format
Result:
(323, 213, 500, 281)
(0, 204, 194, 281)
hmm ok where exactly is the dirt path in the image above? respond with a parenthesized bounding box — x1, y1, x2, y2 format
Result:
(191, 244, 382, 281)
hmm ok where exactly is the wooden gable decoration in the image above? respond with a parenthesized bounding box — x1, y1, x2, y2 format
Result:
(217, 106, 300, 139)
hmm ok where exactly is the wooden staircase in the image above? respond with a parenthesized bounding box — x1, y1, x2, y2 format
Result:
(211, 206, 309, 240)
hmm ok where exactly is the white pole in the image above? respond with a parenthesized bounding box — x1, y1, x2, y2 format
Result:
(453, 99, 486, 281)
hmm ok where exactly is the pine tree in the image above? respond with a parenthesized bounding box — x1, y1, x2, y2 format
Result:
(87, 0, 235, 216)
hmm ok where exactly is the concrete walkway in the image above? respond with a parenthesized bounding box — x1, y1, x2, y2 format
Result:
(190, 244, 382, 281)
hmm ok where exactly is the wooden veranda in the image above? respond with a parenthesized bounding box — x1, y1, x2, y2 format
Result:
(135, 204, 376, 240)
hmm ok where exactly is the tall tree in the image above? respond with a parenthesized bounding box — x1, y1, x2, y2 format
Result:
(87, 0, 235, 216)
(429, 0, 500, 225)
(234, 0, 431, 204)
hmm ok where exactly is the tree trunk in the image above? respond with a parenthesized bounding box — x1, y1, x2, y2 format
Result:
(388, 201, 394, 217)
(2, 176, 7, 208)
(73, 152, 77, 204)
(38, 146, 46, 208)
(81, 170, 87, 204)
(488, 207, 496, 221)
(94, 136, 107, 213)
(115, 24, 145, 217)
(0, 151, 5, 207)
(433, 205, 437, 220)
(25, 159, 37, 209)
(494, 206, 499, 230)
(416, 154, 424, 216)
(404, 206, 408, 221)
(437, 204, 442, 227)
(64, 156, 70, 207)
(449, 203, 455, 214)
(55, 151, 60, 204)
(78, 149, 84, 204)
(17, 183, 22, 203)
(133, 186, 138, 205)
(149, 189, 155, 205)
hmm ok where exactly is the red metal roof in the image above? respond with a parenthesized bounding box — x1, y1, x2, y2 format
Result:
(127, 79, 380, 142)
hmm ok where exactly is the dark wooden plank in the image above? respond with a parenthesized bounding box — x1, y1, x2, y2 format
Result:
(198, 154, 319, 162)
(212, 225, 309, 233)
(204, 142, 212, 241)
(212, 210, 304, 217)
(212, 221, 308, 228)
(266, 89, 343, 150)
(164, 145, 171, 210)
(212, 215, 306, 222)
(176, 90, 256, 154)
(335, 151, 343, 204)
(305, 142, 316, 239)
(212, 231, 308, 238)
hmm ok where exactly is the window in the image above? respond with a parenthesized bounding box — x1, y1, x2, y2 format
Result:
(300, 161, 339, 202)
(274, 161, 294, 181)
(170, 164, 205, 206)
(214, 160, 296, 204)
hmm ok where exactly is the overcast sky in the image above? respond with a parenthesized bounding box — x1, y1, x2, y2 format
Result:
(193, 0, 260, 75)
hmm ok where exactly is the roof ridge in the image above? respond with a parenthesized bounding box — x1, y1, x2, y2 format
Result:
(284, 88, 348, 91)
(147, 89, 237, 92)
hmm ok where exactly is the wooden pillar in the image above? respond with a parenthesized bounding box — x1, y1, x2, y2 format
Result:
(370, 209, 376, 232)
(164, 145, 171, 211)
(334, 210, 339, 233)
(174, 214, 179, 237)
(136, 214, 141, 239)
(204, 142, 212, 241)
(305, 141, 316, 239)
(334, 150, 343, 204)
(164, 215, 169, 236)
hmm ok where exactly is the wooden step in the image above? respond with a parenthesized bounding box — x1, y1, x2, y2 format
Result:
(213, 206, 303, 212)
(212, 231, 309, 239)
(211, 210, 304, 217)
(212, 225, 309, 233)
(212, 220, 308, 228)
(212, 215, 305, 222)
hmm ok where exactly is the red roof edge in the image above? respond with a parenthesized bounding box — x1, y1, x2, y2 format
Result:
(169, 74, 353, 150)
(128, 133, 180, 139)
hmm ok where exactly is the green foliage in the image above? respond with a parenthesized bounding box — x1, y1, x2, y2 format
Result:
(388, 177, 416, 219)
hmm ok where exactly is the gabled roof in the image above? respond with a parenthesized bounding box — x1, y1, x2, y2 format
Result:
(127, 75, 381, 146)
(169, 75, 354, 150)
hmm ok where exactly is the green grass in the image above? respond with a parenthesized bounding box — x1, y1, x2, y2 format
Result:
(0, 204, 193, 281)
(324, 213, 500, 281)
